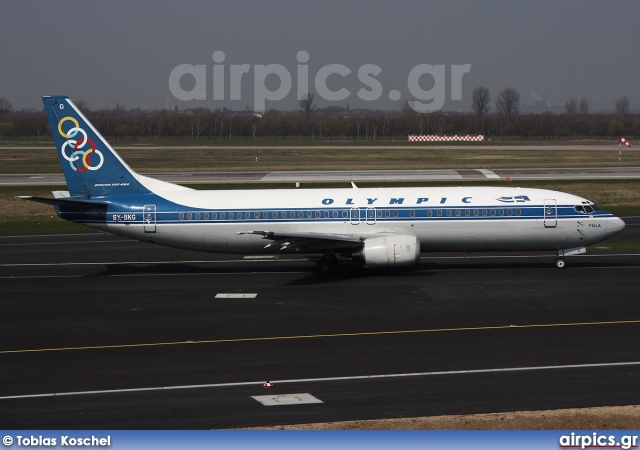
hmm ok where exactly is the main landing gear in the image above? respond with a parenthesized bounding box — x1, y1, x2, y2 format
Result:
(317, 252, 338, 275)
(554, 257, 566, 269)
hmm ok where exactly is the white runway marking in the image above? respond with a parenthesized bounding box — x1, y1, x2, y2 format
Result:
(0, 233, 102, 239)
(252, 393, 323, 406)
(2, 361, 639, 401)
(476, 168, 501, 179)
(3, 253, 637, 268)
(215, 293, 258, 299)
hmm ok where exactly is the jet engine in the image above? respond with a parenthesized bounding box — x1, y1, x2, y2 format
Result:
(351, 235, 420, 268)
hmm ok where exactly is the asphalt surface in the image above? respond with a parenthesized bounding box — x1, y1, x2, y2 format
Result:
(0, 215, 639, 429)
(2, 166, 640, 186)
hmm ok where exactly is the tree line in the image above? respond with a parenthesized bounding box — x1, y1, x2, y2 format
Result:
(0, 92, 638, 140)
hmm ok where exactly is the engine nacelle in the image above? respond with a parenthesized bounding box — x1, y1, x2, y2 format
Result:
(352, 235, 420, 268)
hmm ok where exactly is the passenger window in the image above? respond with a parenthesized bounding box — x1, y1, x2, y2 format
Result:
(507, 209, 512, 216)
(490, 210, 496, 216)
(187, 213, 192, 220)
(474, 210, 479, 216)
(179, 213, 184, 220)
(428, 210, 433, 217)
(437, 210, 442, 217)
(220, 212, 226, 219)
(385, 210, 390, 217)
(465, 210, 470, 216)
(212, 212, 217, 219)
(315, 211, 321, 218)
(377, 210, 382, 218)
(499, 209, 504, 216)
(410, 210, 415, 217)
(393, 210, 398, 217)
(229, 212, 234, 219)
(516, 209, 521, 216)
(483, 210, 488, 216)
(342, 210, 348, 218)
(455, 210, 461, 217)
(204, 213, 209, 220)
(446, 210, 452, 217)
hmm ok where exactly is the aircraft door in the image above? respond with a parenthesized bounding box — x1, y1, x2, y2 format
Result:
(544, 199, 557, 228)
(143, 204, 156, 232)
(366, 207, 376, 225)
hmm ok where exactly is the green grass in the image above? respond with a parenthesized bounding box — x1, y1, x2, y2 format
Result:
(2, 146, 639, 174)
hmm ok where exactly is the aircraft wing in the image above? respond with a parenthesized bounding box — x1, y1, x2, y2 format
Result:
(236, 230, 363, 252)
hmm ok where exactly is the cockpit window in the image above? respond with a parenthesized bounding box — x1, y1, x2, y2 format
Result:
(576, 202, 599, 214)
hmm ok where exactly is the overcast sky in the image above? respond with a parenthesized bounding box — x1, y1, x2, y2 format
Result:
(1, 0, 638, 112)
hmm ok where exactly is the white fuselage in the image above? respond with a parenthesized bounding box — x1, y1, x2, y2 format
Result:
(78, 186, 625, 255)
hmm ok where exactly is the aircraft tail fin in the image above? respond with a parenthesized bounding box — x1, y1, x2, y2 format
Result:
(43, 96, 189, 197)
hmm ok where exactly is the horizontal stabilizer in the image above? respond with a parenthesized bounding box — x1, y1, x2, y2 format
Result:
(16, 196, 108, 209)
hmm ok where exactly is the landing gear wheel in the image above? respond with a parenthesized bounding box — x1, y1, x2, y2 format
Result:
(318, 252, 338, 275)
(555, 257, 566, 269)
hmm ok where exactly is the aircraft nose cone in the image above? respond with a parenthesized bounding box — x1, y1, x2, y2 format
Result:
(609, 217, 626, 236)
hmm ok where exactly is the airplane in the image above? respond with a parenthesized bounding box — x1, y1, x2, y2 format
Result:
(19, 95, 626, 273)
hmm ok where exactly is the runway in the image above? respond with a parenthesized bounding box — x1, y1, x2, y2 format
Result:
(2, 166, 640, 186)
(1, 215, 639, 428)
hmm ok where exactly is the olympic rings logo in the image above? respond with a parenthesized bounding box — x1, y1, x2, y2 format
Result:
(57, 116, 104, 172)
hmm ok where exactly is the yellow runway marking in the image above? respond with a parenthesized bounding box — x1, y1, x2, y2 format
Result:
(1, 319, 639, 355)
(0, 240, 132, 247)
(0, 271, 307, 280)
